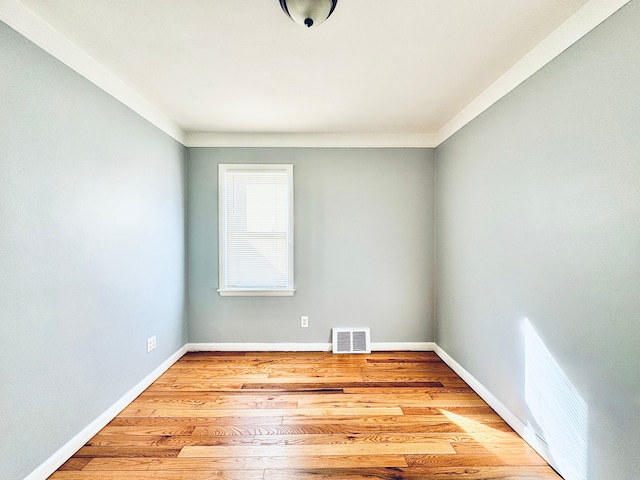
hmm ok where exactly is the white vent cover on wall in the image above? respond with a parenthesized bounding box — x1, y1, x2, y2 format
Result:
(332, 327, 371, 354)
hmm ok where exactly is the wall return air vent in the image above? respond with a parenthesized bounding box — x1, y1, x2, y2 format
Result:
(332, 327, 371, 354)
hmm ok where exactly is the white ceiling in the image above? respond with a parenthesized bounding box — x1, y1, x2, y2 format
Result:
(2, 1, 627, 146)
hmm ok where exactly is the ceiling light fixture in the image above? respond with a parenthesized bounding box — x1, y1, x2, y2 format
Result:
(279, 0, 338, 28)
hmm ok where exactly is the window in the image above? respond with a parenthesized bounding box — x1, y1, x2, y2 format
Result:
(218, 164, 294, 296)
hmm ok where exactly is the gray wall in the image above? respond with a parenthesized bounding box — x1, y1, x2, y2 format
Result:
(6, 1, 639, 478)
(435, 2, 640, 479)
(0, 22, 187, 480)
(187, 148, 435, 344)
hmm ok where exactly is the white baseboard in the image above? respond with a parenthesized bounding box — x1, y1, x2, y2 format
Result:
(24, 345, 187, 480)
(187, 342, 332, 352)
(27, 342, 560, 480)
(187, 342, 436, 352)
(372, 342, 435, 351)
(433, 345, 560, 477)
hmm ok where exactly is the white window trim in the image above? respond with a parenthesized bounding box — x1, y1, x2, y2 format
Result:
(217, 164, 295, 297)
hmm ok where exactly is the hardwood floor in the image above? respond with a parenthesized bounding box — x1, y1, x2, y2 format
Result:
(50, 351, 563, 479)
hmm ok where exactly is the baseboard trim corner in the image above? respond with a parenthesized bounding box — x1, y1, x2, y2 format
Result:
(433, 344, 559, 476)
(24, 345, 187, 480)
(26, 341, 560, 480)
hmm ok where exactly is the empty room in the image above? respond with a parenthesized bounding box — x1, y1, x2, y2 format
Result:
(1, 1, 638, 479)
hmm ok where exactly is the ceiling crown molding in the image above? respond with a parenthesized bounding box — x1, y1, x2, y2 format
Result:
(1, 0, 630, 149)
(436, 0, 631, 145)
(184, 132, 437, 148)
(0, 0, 185, 144)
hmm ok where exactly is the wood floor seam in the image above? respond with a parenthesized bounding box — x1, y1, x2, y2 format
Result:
(49, 351, 562, 479)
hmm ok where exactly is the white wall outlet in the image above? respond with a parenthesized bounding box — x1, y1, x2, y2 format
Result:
(147, 335, 156, 353)
(300, 316, 309, 328)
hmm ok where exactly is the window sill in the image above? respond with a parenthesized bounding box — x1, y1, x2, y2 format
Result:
(217, 289, 296, 297)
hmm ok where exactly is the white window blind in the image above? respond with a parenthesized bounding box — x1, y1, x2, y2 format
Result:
(218, 164, 294, 296)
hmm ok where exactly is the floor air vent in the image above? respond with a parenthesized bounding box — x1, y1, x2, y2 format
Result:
(332, 327, 371, 354)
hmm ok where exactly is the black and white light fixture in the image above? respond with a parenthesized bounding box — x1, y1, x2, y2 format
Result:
(279, 0, 338, 28)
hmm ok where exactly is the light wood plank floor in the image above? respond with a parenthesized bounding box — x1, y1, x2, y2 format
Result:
(50, 351, 563, 479)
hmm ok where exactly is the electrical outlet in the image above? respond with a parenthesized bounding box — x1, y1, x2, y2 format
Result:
(300, 316, 309, 328)
(147, 335, 156, 353)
